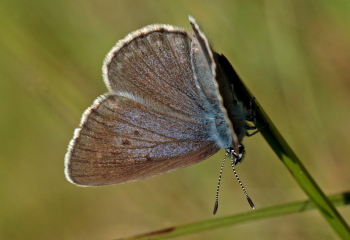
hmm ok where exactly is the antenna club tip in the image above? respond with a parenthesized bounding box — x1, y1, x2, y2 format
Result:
(247, 197, 255, 209)
(213, 201, 219, 215)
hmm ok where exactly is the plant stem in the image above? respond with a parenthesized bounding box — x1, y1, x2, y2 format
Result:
(230, 63, 350, 239)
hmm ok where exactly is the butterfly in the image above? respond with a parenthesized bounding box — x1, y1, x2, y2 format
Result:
(64, 16, 254, 211)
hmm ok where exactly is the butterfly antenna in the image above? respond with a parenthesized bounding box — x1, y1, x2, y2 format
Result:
(230, 158, 255, 209)
(213, 152, 228, 215)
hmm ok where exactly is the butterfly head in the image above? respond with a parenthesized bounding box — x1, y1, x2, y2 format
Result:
(226, 144, 245, 164)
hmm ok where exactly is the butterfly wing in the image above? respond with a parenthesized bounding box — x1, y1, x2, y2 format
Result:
(102, 24, 204, 116)
(65, 94, 219, 186)
(189, 16, 243, 151)
(65, 26, 220, 186)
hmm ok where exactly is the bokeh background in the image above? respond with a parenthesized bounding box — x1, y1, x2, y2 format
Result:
(1, 0, 349, 239)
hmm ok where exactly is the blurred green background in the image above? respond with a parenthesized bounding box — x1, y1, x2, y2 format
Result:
(1, 0, 349, 239)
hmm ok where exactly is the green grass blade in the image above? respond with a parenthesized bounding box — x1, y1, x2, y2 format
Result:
(230, 72, 350, 239)
(119, 192, 350, 240)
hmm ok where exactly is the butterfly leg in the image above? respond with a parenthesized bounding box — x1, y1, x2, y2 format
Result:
(245, 97, 266, 137)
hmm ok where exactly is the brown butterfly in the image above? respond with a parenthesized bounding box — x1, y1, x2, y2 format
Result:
(64, 17, 254, 212)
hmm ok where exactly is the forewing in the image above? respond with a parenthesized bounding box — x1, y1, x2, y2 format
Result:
(102, 25, 203, 116)
(65, 94, 219, 186)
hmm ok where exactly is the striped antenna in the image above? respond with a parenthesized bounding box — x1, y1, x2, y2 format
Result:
(230, 156, 255, 209)
(213, 148, 255, 215)
(213, 152, 228, 215)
